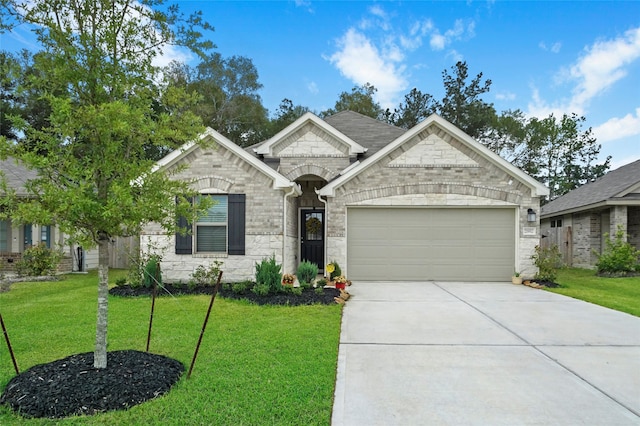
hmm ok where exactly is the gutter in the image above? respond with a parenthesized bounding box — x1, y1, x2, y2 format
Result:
(316, 189, 329, 278)
(283, 184, 302, 270)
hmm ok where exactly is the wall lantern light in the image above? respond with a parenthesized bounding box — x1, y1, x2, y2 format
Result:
(527, 208, 537, 223)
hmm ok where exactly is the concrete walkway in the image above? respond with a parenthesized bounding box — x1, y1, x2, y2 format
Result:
(331, 282, 640, 425)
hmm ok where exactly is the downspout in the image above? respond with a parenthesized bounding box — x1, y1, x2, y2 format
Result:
(283, 185, 299, 272)
(316, 190, 328, 278)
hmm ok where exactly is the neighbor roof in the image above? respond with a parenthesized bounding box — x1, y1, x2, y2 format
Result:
(541, 159, 640, 217)
(0, 157, 37, 197)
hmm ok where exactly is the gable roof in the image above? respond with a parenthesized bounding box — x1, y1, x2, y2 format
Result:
(318, 114, 549, 198)
(541, 158, 640, 217)
(0, 157, 37, 197)
(155, 128, 296, 191)
(253, 112, 366, 156)
(323, 111, 406, 157)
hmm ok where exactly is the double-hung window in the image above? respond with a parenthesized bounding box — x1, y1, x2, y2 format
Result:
(195, 195, 228, 253)
(175, 193, 245, 256)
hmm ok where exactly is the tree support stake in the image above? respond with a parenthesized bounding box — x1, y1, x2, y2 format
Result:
(0, 313, 20, 375)
(187, 270, 223, 379)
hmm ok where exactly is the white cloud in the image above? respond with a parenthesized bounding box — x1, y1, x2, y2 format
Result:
(430, 32, 447, 50)
(327, 28, 407, 108)
(495, 92, 516, 101)
(539, 41, 562, 53)
(528, 27, 640, 118)
(569, 27, 640, 108)
(307, 81, 319, 94)
(592, 107, 640, 143)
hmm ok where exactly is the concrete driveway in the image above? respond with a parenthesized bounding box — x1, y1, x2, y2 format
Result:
(331, 282, 640, 425)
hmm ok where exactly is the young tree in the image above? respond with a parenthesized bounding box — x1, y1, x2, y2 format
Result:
(0, 0, 213, 368)
(321, 83, 384, 120)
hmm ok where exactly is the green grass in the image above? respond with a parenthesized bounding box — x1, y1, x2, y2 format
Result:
(0, 271, 342, 425)
(547, 268, 640, 317)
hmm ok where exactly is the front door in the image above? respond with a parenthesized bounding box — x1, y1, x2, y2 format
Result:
(300, 209, 324, 272)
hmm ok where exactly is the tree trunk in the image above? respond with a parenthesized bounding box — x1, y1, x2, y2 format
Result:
(94, 236, 110, 369)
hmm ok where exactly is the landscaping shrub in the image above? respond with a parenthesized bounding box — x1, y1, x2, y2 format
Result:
(232, 280, 250, 294)
(190, 261, 224, 287)
(15, 243, 61, 276)
(596, 226, 640, 275)
(296, 260, 318, 285)
(251, 283, 270, 296)
(142, 255, 162, 288)
(531, 244, 563, 283)
(255, 256, 282, 293)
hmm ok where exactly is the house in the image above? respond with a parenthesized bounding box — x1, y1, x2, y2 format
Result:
(540, 159, 640, 268)
(143, 111, 548, 283)
(0, 157, 136, 272)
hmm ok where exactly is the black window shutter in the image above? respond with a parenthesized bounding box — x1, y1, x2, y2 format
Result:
(175, 197, 193, 254)
(228, 194, 246, 255)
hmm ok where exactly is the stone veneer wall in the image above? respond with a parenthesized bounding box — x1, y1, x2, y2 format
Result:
(324, 124, 542, 279)
(628, 206, 640, 252)
(569, 212, 593, 268)
(142, 143, 287, 283)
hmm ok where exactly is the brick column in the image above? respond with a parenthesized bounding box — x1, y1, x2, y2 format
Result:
(610, 205, 628, 240)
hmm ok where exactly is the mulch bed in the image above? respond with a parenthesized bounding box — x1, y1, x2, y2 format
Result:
(0, 350, 183, 419)
(109, 283, 343, 306)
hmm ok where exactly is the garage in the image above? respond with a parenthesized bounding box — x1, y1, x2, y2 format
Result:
(347, 207, 516, 281)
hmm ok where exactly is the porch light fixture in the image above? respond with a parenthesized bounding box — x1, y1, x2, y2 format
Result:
(527, 208, 536, 223)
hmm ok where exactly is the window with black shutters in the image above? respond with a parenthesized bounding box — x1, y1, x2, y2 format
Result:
(175, 194, 245, 255)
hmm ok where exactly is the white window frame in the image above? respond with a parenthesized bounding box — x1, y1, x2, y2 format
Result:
(195, 194, 228, 253)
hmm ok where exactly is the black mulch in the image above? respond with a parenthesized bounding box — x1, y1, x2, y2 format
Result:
(109, 284, 343, 306)
(0, 350, 184, 419)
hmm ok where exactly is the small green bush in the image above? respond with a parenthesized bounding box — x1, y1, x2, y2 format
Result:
(255, 256, 282, 293)
(531, 244, 563, 282)
(115, 277, 127, 287)
(15, 244, 61, 276)
(314, 286, 325, 295)
(252, 283, 270, 296)
(142, 256, 162, 288)
(299, 280, 312, 290)
(291, 287, 303, 296)
(596, 226, 640, 275)
(191, 261, 224, 287)
(232, 281, 250, 294)
(296, 261, 318, 285)
(316, 278, 327, 287)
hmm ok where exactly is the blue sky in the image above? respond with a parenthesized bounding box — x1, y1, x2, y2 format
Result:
(3, 1, 639, 168)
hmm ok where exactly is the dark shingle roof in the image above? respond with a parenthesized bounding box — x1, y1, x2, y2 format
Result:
(0, 157, 37, 197)
(541, 159, 640, 216)
(323, 111, 405, 157)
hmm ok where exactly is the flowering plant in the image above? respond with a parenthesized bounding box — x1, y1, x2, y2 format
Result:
(334, 275, 347, 284)
(282, 273, 295, 285)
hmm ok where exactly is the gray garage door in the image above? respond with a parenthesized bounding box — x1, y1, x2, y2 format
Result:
(347, 208, 515, 281)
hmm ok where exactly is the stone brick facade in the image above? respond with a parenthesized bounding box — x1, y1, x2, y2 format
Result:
(143, 115, 547, 283)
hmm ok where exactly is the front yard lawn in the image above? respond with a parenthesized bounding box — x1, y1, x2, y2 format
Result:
(548, 268, 640, 317)
(0, 271, 342, 424)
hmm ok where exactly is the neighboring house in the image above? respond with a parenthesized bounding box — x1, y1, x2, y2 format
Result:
(143, 111, 548, 283)
(540, 159, 640, 268)
(0, 157, 136, 272)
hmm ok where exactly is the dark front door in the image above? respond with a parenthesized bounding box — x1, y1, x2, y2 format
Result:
(301, 209, 324, 272)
